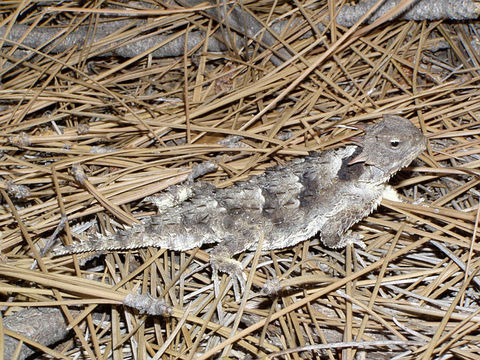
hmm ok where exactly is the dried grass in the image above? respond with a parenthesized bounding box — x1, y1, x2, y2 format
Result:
(1, 0, 480, 359)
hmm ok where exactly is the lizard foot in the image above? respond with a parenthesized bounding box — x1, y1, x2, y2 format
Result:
(210, 254, 246, 302)
(322, 229, 366, 249)
(342, 231, 366, 249)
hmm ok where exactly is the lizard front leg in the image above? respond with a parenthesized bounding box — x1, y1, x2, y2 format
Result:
(320, 196, 383, 249)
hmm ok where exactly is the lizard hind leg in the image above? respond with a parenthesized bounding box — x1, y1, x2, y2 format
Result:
(211, 253, 246, 303)
(210, 232, 259, 302)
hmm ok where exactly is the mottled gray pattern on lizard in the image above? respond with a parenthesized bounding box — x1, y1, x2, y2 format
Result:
(52, 115, 426, 277)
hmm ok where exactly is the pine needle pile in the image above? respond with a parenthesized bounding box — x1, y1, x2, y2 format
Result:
(1, 0, 480, 359)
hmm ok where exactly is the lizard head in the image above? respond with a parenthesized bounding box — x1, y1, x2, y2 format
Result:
(349, 115, 427, 183)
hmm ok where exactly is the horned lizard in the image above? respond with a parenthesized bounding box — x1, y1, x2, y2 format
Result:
(52, 115, 426, 289)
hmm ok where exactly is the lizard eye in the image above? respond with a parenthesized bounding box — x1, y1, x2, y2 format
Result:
(390, 139, 400, 148)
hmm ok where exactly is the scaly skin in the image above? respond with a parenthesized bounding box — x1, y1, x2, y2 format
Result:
(52, 115, 426, 280)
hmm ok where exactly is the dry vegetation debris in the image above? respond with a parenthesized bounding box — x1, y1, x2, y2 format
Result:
(1, 0, 480, 359)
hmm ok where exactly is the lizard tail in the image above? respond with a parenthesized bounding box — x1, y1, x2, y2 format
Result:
(51, 224, 149, 256)
(51, 221, 212, 256)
